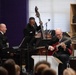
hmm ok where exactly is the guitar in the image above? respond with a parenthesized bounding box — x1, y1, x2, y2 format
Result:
(35, 6, 45, 39)
(48, 38, 71, 55)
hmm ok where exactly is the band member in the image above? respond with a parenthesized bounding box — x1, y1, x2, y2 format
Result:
(23, 17, 42, 73)
(48, 28, 72, 75)
(23, 17, 41, 37)
(0, 23, 9, 49)
(23, 17, 42, 47)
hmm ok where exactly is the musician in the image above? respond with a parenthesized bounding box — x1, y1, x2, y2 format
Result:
(0, 23, 9, 49)
(23, 17, 41, 37)
(23, 17, 42, 73)
(48, 28, 72, 75)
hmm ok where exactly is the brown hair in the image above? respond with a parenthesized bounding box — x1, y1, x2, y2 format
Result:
(42, 68, 56, 75)
(3, 59, 16, 75)
(0, 66, 8, 75)
(34, 60, 51, 75)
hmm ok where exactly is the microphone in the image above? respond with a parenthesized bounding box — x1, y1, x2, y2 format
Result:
(45, 19, 50, 25)
(48, 19, 50, 21)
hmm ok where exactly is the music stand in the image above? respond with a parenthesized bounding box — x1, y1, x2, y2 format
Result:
(35, 38, 52, 61)
(19, 36, 37, 73)
(19, 36, 32, 49)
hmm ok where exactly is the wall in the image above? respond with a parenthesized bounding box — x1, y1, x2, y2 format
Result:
(0, 0, 29, 47)
(29, 0, 76, 32)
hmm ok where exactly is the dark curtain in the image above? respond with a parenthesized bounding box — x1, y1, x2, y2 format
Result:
(0, 0, 1, 22)
(0, 0, 29, 47)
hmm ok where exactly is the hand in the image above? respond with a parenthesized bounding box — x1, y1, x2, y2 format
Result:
(60, 42, 66, 50)
(48, 46, 54, 51)
(39, 21, 43, 25)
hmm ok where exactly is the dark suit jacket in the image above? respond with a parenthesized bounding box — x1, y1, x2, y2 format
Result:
(52, 36, 72, 56)
(23, 23, 41, 37)
(22, 23, 41, 48)
(0, 32, 8, 49)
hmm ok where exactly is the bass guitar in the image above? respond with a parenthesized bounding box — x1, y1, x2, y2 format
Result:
(35, 6, 45, 39)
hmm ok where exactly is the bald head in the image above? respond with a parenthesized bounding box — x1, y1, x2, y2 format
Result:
(55, 28, 62, 33)
(55, 28, 63, 39)
(0, 23, 7, 34)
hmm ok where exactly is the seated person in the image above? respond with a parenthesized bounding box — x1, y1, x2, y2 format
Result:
(48, 28, 72, 75)
(50, 29, 70, 38)
(63, 67, 76, 75)
(42, 68, 56, 75)
(34, 60, 51, 75)
(15, 64, 20, 75)
(0, 66, 8, 75)
(3, 59, 16, 75)
(0, 23, 9, 49)
(0, 23, 9, 61)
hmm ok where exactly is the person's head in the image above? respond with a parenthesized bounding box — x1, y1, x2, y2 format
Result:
(55, 28, 63, 39)
(42, 68, 56, 75)
(63, 68, 76, 75)
(67, 68, 76, 75)
(0, 23, 7, 34)
(3, 59, 16, 75)
(63, 69, 71, 75)
(29, 17, 35, 26)
(34, 61, 51, 75)
(0, 66, 8, 75)
(15, 64, 20, 75)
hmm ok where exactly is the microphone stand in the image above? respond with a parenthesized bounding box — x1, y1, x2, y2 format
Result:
(45, 19, 50, 62)
(45, 22, 48, 62)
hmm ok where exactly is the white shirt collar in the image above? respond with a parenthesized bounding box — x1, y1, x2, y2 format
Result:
(0, 31, 4, 35)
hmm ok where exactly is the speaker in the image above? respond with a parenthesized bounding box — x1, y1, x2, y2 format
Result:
(69, 56, 76, 70)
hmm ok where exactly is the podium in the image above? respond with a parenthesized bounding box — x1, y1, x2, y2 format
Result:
(32, 55, 62, 75)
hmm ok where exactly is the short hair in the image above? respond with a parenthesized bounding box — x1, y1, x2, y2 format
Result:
(0, 66, 8, 75)
(3, 59, 16, 75)
(4, 59, 15, 65)
(34, 60, 51, 75)
(42, 68, 56, 75)
(29, 17, 35, 20)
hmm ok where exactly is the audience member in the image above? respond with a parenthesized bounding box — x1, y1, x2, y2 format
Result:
(42, 68, 56, 75)
(3, 59, 16, 75)
(0, 66, 8, 75)
(34, 60, 51, 75)
(15, 64, 20, 75)
(63, 68, 76, 75)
